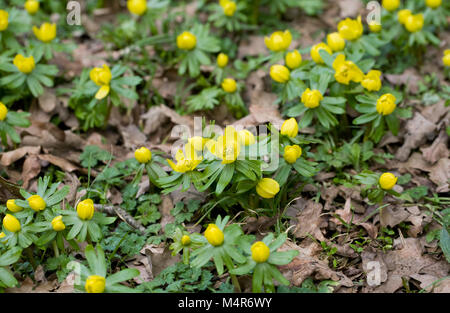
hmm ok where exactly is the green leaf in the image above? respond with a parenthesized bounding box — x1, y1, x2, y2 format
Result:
(106, 269, 140, 285)
(439, 228, 450, 263)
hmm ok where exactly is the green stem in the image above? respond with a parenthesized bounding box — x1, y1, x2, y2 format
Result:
(52, 240, 60, 258)
(224, 256, 241, 293)
(25, 247, 37, 270)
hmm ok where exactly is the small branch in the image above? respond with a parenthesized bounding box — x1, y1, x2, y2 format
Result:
(94, 204, 146, 234)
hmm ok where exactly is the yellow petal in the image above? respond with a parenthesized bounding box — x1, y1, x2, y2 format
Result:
(95, 85, 110, 100)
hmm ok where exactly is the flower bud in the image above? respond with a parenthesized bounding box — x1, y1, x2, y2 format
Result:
(3, 214, 21, 233)
(284, 145, 302, 164)
(337, 16, 363, 41)
(28, 195, 46, 211)
(217, 53, 229, 68)
(221, 78, 237, 93)
(177, 31, 197, 51)
(443, 50, 450, 67)
(326, 32, 346, 52)
(0, 102, 7, 121)
(310, 43, 332, 64)
(264, 30, 292, 52)
(85, 275, 106, 293)
(51, 215, 65, 232)
(301, 88, 323, 109)
(405, 14, 424, 33)
(127, 0, 147, 15)
(280, 118, 298, 138)
(368, 22, 382, 33)
(256, 178, 280, 199)
(221, 0, 236, 17)
(135, 147, 152, 164)
(398, 9, 412, 25)
(24, 0, 39, 15)
(204, 224, 224, 246)
(77, 199, 95, 220)
(251, 241, 270, 263)
(0, 10, 8, 31)
(181, 235, 191, 246)
(33, 23, 57, 43)
(361, 70, 382, 92)
(0, 232, 5, 240)
(13, 54, 35, 74)
(379, 172, 397, 190)
(285, 50, 302, 70)
(376, 93, 396, 115)
(270, 65, 290, 83)
(425, 0, 441, 9)
(238, 130, 255, 146)
(382, 0, 400, 12)
(6, 199, 23, 213)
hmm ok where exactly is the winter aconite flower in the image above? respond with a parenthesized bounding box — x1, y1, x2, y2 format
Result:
(398, 9, 412, 25)
(90, 64, 112, 100)
(217, 53, 229, 68)
(204, 224, 224, 246)
(338, 16, 363, 41)
(0, 102, 7, 121)
(256, 178, 280, 199)
(51, 216, 65, 232)
(327, 32, 346, 52)
(6, 199, 23, 213)
(426, 0, 442, 9)
(177, 31, 197, 51)
(369, 22, 382, 33)
(181, 235, 191, 246)
(212, 128, 241, 164)
(77, 199, 95, 220)
(251, 241, 270, 263)
(167, 148, 202, 172)
(0, 10, 8, 31)
(332, 54, 364, 85)
(3, 214, 21, 233)
(310, 43, 332, 64)
(405, 14, 424, 33)
(443, 50, 450, 67)
(127, 0, 147, 15)
(25, 0, 39, 15)
(270, 65, 290, 83)
(284, 145, 302, 164)
(285, 50, 302, 69)
(135, 147, 152, 164)
(301, 88, 323, 109)
(85, 275, 106, 293)
(280, 118, 298, 138)
(221, 0, 237, 17)
(13, 55, 35, 74)
(382, 0, 400, 12)
(238, 129, 255, 146)
(379, 172, 397, 190)
(376, 93, 396, 115)
(33, 23, 57, 43)
(264, 30, 292, 52)
(361, 70, 382, 92)
(187, 136, 207, 152)
(221, 78, 237, 93)
(28, 195, 46, 211)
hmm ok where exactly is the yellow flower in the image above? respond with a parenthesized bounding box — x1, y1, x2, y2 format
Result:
(425, 0, 441, 9)
(33, 23, 57, 43)
(0, 10, 8, 31)
(221, 0, 237, 16)
(0, 102, 7, 121)
(167, 148, 202, 173)
(188, 136, 208, 152)
(127, 0, 147, 15)
(285, 50, 302, 69)
(270, 65, 290, 83)
(3, 214, 21, 233)
(90, 64, 112, 100)
(204, 224, 224, 246)
(6, 199, 23, 213)
(379, 172, 397, 190)
(77, 199, 95, 220)
(369, 22, 382, 33)
(0, 232, 5, 240)
(85, 275, 106, 293)
(280, 118, 298, 138)
(212, 128, 241, 164)
(376, 93, 396, 115)
(301, 88, 323, 109)
(332, 54, 364, 85)
(221, 78, 237, 93)
(398, 9, 412, 25)
(28, 195, 46, 212)
(284, 145, 302, 164)
(256, 178, 280, 199)
(338, 16, 363, 41)
(251, 241, 270, 263)
(238, 129, 255, 146)
(25, 0, 39, 15)
(326, 32, 345, 52)
(361, 70, 382, 92)
(264, 30, 292, 52)
(405, 14, 424, 33)
(382, 0, 400, 11)
(310, 43, 332, 64)
(51, 215, 65, 232)
(177, 31, 197, 51)
(217, 53, 229, 68)
(443, 50, 450, 67)
(13, 54, 35, 74)
(181, 235, 191, 246)
(135, 147, 152, 164)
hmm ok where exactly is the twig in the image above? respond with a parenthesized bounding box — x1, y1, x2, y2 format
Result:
(94, 204, 146, 234)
